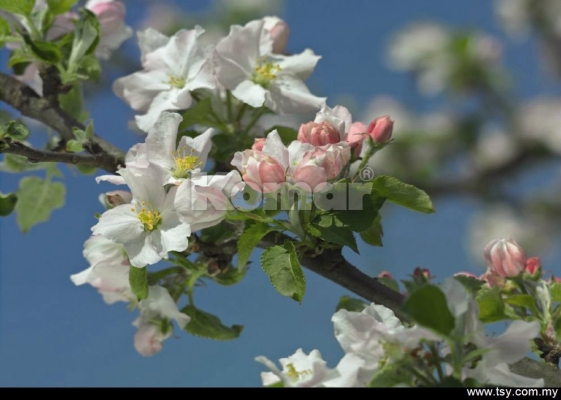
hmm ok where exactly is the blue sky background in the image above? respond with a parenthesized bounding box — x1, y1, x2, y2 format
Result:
(0, 0, 560, 387)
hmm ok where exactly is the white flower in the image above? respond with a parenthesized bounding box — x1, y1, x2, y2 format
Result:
(133, 285, 190, 356)
(440, 279, 544, 387)
(91, 167, 191, 267)
(113, 27, 216, 132)
(256, 349, 338, 387)
(215, 19, 325, 114)
(175, 171, 244, 232)
(144, 112, 214, 185)
(70, 235, 134, 304)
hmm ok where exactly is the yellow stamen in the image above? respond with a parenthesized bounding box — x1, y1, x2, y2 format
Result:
(285, 363, 312, 381)
(252, 56, 281, 88)
(166, 75, 186, 89)
(171, 146, 203, 178)
(134, 201, 162, 231)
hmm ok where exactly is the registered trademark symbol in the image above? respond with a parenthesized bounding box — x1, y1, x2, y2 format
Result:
(359, 166, 374, 181)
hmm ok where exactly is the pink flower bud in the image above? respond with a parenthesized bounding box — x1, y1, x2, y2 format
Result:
(346, 122, 366, 156)
(292, 157, 328, 192)
(483, 238, 527, 278)
(298, 122, 341, 147)
(88, 0, 126, 34)
(252, 138, 266, 153)
(524, 257, 541, 278)
(263, 16, 289, 54)
(259, 156, 286, 193)
(367, 115, 394, 144)
(378, 271, 393, 279)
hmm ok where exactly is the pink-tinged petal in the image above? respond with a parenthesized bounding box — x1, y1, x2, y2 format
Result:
(133, 319, 167, 356)
(145, 111, 183, 170)
(263, 130, 290, 169)
(141, 286, 190, 328)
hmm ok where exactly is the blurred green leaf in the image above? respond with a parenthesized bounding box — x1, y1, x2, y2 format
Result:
(182, 304, 243, 340)
(15, 176, 65, 232)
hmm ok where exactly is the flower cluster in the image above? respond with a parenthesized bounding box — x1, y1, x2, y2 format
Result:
(71, 112, 244, 355)
(231, 104, 393, 194)
(256, 279, 543, 387)
(114, 16, 326, 133)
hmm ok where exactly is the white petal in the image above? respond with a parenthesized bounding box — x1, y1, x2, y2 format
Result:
(145, 111, 183, 170)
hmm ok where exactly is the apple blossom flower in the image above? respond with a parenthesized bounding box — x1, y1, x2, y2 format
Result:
(440, 279, 543, 387)
(91, 166, 191, 267)
(70, 235, 134, 304)
(87, 0, 133, 59)
(256, 349, 338, 387)
(113, 27, 216, 132)
(215, 19, 325, 114)
(483, 238, 527, 278)
(297, 121, 341, 146)
(143, 112, 214, 185)
(133, 285, 190, 356)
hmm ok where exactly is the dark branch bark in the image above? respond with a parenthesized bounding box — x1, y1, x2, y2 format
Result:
(0, 72, 125, 173)
(0, 137, 109, 167)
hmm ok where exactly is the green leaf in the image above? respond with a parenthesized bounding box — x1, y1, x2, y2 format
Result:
(15, 176, 65, 232)
(550, 283, 561, 303)
(129, 266, 148, 301)
(237, 222, 273, 270)
(267, 126, 298, 145)
(59, 85, 84, 121)
(200, 221, 241, 245)
(76, 164, 97, 175)
(68, 9, 100, 65)
(0, 0, 35, 15)
(47, 0, 77, 15)
(260, 241, 306, 303)
(308, 213, 358, 253)
(372, 175, 435, 214)
(505, 294, 541, 316)
(179, 97, 212, 130)
(22, 34, 62, 64)
(65, 139, 83, 152)
(182, 304, 243, 340)
(476, 286, 506, 323)
(0, 192, 17, 216)
(554, 318, 561, 342)
(402, 284, 455, 336)
(0, 15, 10, 47)
(369, 362, 413, 387)
(377, 276, 400, 292)
(5, 120, 30, 140)
(0, 153, 46, 172)
(360, 214, 384, 246)
(453, 275, 485, 295)
(336, 295, 368, 312)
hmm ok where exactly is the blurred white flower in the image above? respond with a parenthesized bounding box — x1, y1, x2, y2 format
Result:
(517, 98, 561, 155)
(472, 126, 519, 170)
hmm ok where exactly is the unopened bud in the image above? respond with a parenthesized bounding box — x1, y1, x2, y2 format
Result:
(483, 238, 527, 278)
(298, 121, 341, 146)
(252, 138, 266, 152)
(524, 257, 541, 279)
(367, 115, 393, 144)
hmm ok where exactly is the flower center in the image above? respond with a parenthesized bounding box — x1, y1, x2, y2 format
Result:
(132, 201, 162, 231)
(252, 57, 281, 88)
(285, 363, 312, 381)
(166, 75, 186, 89)
(172, 146, 203, 178)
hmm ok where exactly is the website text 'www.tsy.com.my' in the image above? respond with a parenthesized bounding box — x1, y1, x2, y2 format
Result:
(466, 388, 558, 398)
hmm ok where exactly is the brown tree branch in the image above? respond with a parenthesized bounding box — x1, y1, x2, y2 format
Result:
(0, 72, 125, 173)
(0, 137, 108, 167)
